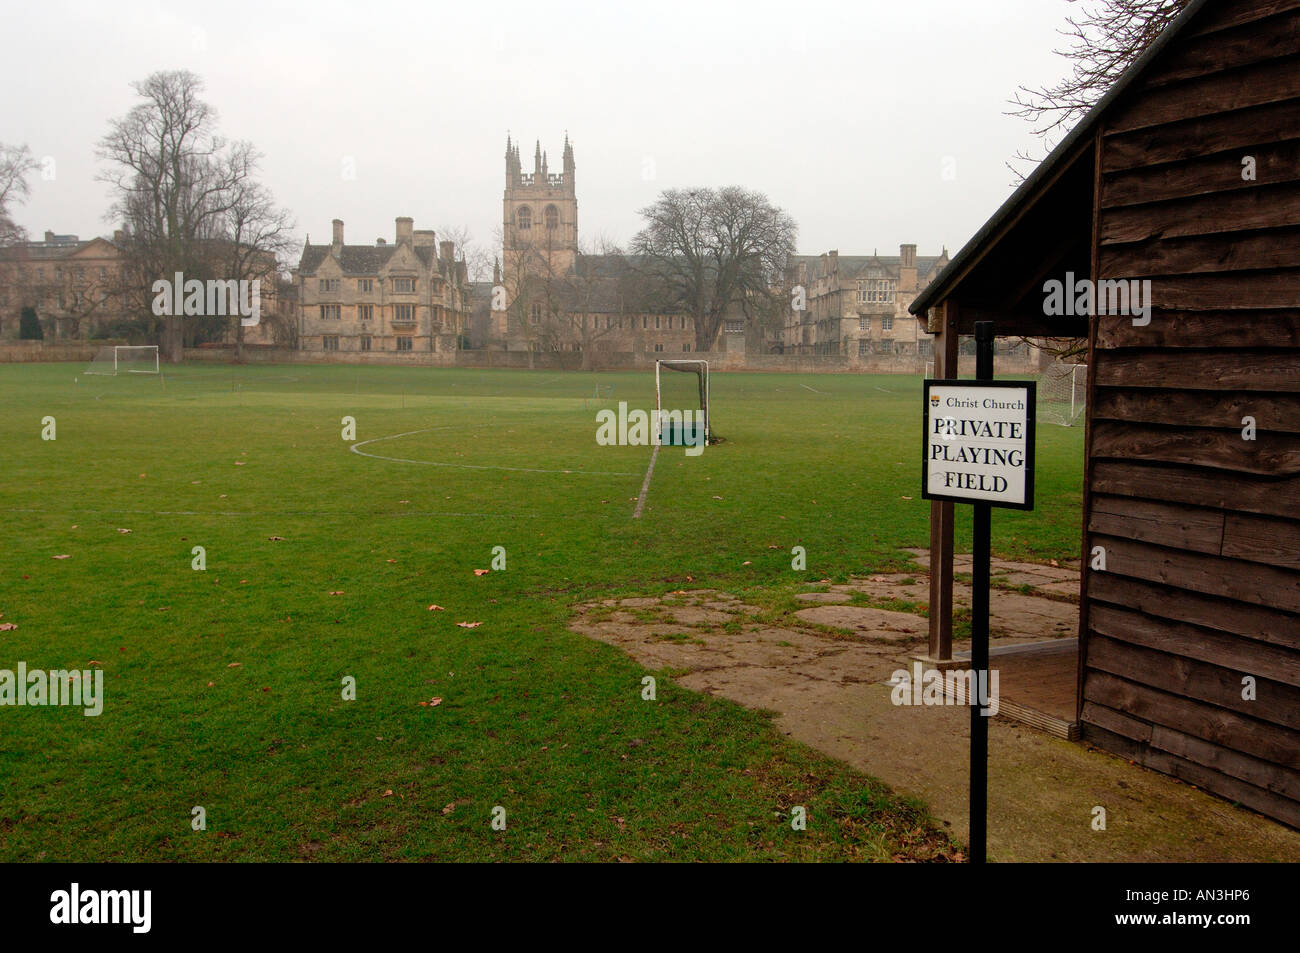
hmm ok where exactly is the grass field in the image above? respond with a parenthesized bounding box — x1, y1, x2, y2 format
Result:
(0, 362, 1084, 861)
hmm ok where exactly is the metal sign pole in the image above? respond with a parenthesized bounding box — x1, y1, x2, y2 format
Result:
(970, 320, 994, 864)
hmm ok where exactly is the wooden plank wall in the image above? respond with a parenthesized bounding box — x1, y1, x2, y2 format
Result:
(1084, 0, 1300, 828)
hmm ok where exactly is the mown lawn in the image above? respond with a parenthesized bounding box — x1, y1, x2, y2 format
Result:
(0, 362, 1083, 861)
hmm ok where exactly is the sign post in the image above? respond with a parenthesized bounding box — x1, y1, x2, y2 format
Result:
(921, 321, 1035, 863)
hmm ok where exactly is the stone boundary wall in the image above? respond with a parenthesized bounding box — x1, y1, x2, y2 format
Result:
(0, 341, 123, 363)
(3, 340, 1047, 376)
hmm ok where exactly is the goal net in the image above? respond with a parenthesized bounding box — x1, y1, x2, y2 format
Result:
(655, 359, 714, 446)
(1037, 362, 1087, 426)
(85, 345, 160, 376)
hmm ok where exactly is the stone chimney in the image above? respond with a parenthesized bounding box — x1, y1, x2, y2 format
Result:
(899, 243, 918, 293)
(376, 238, 387, 245)
(44, 230, 55, 243)
(414, 229, 436, 248)
(395, 217, 413, 245)
(332, 219, 344, 250)
(113, 229, 125, 244)
(440, 240, 455, 263)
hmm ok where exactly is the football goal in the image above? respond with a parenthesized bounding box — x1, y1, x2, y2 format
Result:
(85, 345, 160, 376)
(1037, 361, 1088, 426)
(655, 359, 714, 446)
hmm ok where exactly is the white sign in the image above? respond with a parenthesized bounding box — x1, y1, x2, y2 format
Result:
(922, 381, 1036, 510)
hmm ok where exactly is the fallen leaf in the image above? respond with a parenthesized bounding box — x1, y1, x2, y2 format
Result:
(429, 697, 443, 706)
(0, 623, 17, 631)
(473, 569, 490, 576)
(398, 500, 410, 504)
(234, 461, 246, 466)
(742, 560, 752, 566)
(207, 681, 214, 687)
(267, 536, 285, 541)
(712, 495, 723, 500)
(87, 660, 102, 666)
(386, 559, 397, 563)
(382, 790, 394, 798)
(901, 496, 913, 501)
(456, 621, 482, 629)
(117, 528, 132, 534)
(427, 604, 445, 611)
(1049, 559, 1060, 568)
(52, 554, 71, 559)
(227, 662, 242, 668)
(441, 803, 456, 815)
(328, 591, 344, 596)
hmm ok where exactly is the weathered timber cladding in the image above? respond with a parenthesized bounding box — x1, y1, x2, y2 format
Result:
(1083, 0, 1300, 826)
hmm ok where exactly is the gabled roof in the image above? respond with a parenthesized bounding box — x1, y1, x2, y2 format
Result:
(298, 242, 447, 277)
(909, 0, 1213, 316)
(788, 252, 948, 282)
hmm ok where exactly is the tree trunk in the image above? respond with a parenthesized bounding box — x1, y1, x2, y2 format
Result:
(167, 315, 184, 363)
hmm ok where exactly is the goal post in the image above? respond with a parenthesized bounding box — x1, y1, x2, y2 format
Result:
(655, 359, 712, 446)
(1036, 361, 1088, 426)
(85, 345, 160, 376)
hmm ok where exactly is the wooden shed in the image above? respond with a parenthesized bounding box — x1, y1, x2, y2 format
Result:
(910, 0, 1299, 827)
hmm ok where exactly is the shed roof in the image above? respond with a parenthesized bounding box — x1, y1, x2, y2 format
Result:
(910, 0, 1213, 319)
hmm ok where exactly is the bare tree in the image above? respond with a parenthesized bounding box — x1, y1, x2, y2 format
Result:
(437, 224, 493, 283)
(0, 143, 39, 247)
(98, 70, 291, 362)
(219, 179, 295, 359)
(631, 187, 796, 353)
(557, 237, 629, 370)
(1007, 0, 1190, 178)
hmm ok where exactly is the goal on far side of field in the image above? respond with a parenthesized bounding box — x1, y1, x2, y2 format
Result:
(655, 359, 714, 446)
(1036, 361, 1088, 427)
(85, 345, 160, 376)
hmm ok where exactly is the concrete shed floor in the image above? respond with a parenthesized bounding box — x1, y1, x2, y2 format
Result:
(569, 567, 1299, 861)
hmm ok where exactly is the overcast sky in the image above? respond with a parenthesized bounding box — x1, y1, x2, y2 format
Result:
(4, 0, 1074, 269)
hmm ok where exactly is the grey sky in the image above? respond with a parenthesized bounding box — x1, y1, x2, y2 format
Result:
(5, 0, 1073, 268)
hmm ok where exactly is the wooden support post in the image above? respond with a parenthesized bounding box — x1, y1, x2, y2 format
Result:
(927, 300, 960, 662)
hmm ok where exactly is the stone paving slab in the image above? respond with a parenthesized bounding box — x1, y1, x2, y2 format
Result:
(569, 586, 1298, 861)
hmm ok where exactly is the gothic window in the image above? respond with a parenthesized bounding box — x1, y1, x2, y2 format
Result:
(517, 207, 532, 230)
(545, 205, 558, 230)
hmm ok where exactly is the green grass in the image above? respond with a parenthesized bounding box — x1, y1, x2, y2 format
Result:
(0, 362, 1083, 861)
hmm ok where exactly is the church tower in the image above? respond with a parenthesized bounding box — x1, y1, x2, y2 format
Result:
(503, 134, 578, 280)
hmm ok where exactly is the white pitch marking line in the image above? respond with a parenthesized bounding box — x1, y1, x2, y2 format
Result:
(799, 383, 829, 395)
(632, 443, 660, 519)
(350, 427, 639, 476)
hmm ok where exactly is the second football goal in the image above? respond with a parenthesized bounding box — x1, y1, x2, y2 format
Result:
(85, 345, 160, 376)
